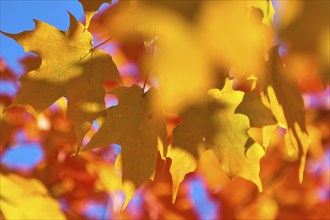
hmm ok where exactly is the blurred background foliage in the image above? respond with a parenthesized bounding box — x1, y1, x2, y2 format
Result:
(0, 0, 329, 219)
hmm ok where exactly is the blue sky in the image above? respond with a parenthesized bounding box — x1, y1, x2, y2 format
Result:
(0, 0, 85, 171)
(0, 0, 85, 73)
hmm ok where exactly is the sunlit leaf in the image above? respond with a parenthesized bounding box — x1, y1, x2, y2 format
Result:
(261, 46, 310, 182)
(166, 144, 196, 203)
(83, 85, 167, 193)
(0, 173, 65, 220)
(236, 92, 277, 148)
(1, 13, 121, 152)
(172, 79, 264, 192)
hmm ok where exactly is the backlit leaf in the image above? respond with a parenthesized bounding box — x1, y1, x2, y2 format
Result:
(0, 173, 65, 220)
(1, 13, 121, 153)
(83, 85, 167, 191)
(166, 144, 196, 203)
(172, 79, 264, 192)
(236, 92, 277, 148)
(262, 46, 310, 182)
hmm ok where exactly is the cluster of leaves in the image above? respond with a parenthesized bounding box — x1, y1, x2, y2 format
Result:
(1, 0, 329, 219)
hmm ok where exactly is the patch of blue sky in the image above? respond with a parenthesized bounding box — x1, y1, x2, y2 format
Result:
(91, 119, 100, 131)
(0, 80, 17, 97)
(188, 176, 220, 220)
(83, 200, 109, 220)
(1, 142, 44, 171)
(105, 94, 119, 108)
(111, 144, 121, 156)
(0, 0, 85, 74)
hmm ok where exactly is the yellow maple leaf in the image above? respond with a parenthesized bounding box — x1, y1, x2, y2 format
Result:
(165, 144, 196, 203)
(1, 13, 121, 153)
(236, 92, 277, 148)
(172, 79, 265, 196)
(261, 46, 310, 183)
(0, 173, 65, 220)
(83, 85, 167, 196)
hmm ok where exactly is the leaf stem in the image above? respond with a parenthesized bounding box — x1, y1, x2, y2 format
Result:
(92, 26, 128, 50)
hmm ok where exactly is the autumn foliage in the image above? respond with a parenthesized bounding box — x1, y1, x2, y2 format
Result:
(0, 1, 329, 219)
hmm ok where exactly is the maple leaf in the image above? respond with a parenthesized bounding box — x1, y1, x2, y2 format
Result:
(79, 0, 112, 27)
(236, 92, 277, 148)
(83, 85, 167, 190)
(157, 140, 196, 203)
(0, 173, 65, 220)
(172, 79, 265, 194)
(167, 146, 196, 203)
(1, 13, 122, 153)
(261, 46, 310, 182)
